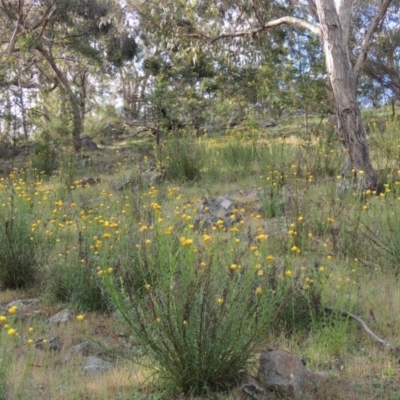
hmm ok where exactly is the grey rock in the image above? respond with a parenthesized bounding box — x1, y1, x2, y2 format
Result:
(258, 349, 326, 398)
(70, 341, 90, 356)
(115, 177, 134, 191)
(80, 135, 98, 151)
(5, 298, 40, 312)
(49, 309, 72, 326)
(196, 195, 243, 231)
(84, 356, 112, 376)
(259, 119, 278, 128)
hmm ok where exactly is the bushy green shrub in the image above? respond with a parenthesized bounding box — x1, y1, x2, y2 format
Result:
(101, 221, 314, 396)
(31, 141, 58, 176)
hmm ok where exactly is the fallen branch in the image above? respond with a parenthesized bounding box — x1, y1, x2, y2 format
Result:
(325, 306, 400, 354)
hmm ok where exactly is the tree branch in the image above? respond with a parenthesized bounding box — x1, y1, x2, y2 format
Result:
(31, 1, 57, 31)
(6, 0, 24, 56)
(353, 0, 392, 81)
(307, 0, 319, 22)
(186, 16, 320, 44)
(325, 306, 400, 354)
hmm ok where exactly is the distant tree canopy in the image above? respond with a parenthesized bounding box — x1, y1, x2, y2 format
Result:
(0, 0, 398, 187)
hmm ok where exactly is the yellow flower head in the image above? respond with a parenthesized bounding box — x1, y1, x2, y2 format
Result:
(7, 328, 16, 336)
(180, 237, 193, 247)
(76, 314, 85, 322)
(256, 234, 268, 241)
(202, 234, 212, 244)
(291, 245, 300, 253)
(8, 306, 17, 315)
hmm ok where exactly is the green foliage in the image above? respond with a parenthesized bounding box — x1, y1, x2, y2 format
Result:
(0, 336, 10, 400)
(84, 104, 126, 138)
(16, 31, 39, 50)
(0, 192, 38, 289)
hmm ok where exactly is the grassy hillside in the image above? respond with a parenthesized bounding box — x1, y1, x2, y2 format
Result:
(1, 113, 400, 399)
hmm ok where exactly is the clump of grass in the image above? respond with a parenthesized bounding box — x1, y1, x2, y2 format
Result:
(45, 232, 110, 312)
(356, 193, 400, 274)
(221, 139, 256, 168)
(160, 137, 204, 181)
(0, 179, 39, 289)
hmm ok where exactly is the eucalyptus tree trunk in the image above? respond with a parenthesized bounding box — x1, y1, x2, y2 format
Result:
(3, 90, 11, 140)
(316, 0, 380, 190)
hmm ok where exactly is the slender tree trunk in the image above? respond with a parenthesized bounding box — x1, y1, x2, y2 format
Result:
(4, 90, 12, 140)
(316, 0, 378, 190)
(36, 45, 83, 151)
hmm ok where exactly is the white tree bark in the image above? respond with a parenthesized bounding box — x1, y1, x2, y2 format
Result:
(316, 0, 378, 189)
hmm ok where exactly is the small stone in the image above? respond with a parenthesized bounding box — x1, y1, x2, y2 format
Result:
(258, 349, 325, 398)
(240, 374, 266, 399)
(70, 341, 90, 356)
(83, 356, 113, 376)
(49, 309, 72, 326)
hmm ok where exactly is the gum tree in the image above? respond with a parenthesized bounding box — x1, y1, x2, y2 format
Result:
(136, 0, 393, 190)
(1, 0, 135, 151)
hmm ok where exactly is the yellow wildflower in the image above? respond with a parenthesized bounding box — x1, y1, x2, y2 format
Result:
(8, 306, 17, 315)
